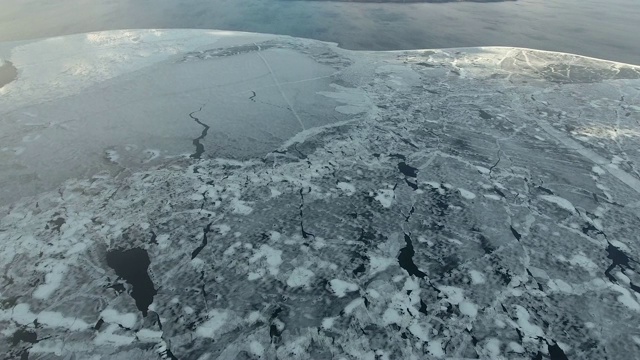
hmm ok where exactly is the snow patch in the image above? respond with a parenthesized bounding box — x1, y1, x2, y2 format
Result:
(249, 340, 264, 356)
(484, 338, 501, 358)
(105, 150, 120, 163)
(438, 286, 464, 304)
(408, 322, 430, 342)
(94, 324, 135, 346)
(137, 329, 163, 342)
(249, 245, 282, 276)
(231, 199, 253, 215)
(382, 308, 402, 326)
(286, 267, 314, 288)
(547, 279, 574, 294)
(344, 298, 364, 314)
(100, 309, 137, 328)
(196, 309, 231, 339)
(369, 256, 395, 275)
(514, 305, 545, 340)
(374, 189, 395, 208)
(0, 304, 89, 331)
(539, 195, 576, 213)
(469, 270, 486, 284)
(592, 165, 606, 175)
(33, 263, 68, 299)
(459, 301, 478, 318)
(427, 339, 445, 358)
(270, 187, 282, 198)
(336, 182, 356, 196)
(458, 188, 476, 200)
(611, 284, 640, 311)
(483, 194, 502, 201)
(508, 341, 525, 353)
(329, 279, 359, 297)
(321, 317, 337, 329)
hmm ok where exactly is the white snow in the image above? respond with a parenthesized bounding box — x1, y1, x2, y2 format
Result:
(458, 188, 476, 200)
(611, 155, 624, 165)
(374, 189, 395, 208)
(469, 270, 486, 284)
(611, 284, 640, 311)
(142, 149, 160, 163)
(270, 231, 282, 241)
(196, 309, 231, 339)
(190, 193, 204, 201)
(382, 308, 402, 326)
(568, 254, 598, 273)
(408, 322, 430, 342)
(459, 301, 478, 318)
(311, 237, 326, 250)
(36, 311, 90, 331)
(270, 187, 282, 198)
(249, 340, 265, 356)
(321, 317, 337, 329)
(94, 324, 134, 346)
(105, 150, 120, 163)
(100, 309, 137, 328)
(156, 234, 171, 249)
(539, 195, 577, 214)
(609, 240, 631, 252)
(585, 322, 596, 329)
(65, 242, 88, 256)
(318, 84, 372, 115)
(592, 165, 606, 175)
(508, 341, 525, 353)
(484, 338, 502, 358)
(0, 304, 89, 331)
(28, 339, 65, 356)
(547, 279, 574, 294)
(483, 194, 502, 201)
(214, 224, 231, 235)
(344, 298, 365, 314)
(438, 286, 464, 304)
(223, 241, 242, 257)
(245, 311, 262, 324)
(286, 267, 315, 288)
(249, 245, 282, 275)
(336, 182, 356, 196)
(136, 329, 163, 342)
(514, 305, 545, 340)
(494, 319, 506, 328)
(369, 256, 395, 275)
(32, 263, 68, 299)
(231, 199, 253, 215)
(427, 339, 445, 358)
(329, 279, 359, 297)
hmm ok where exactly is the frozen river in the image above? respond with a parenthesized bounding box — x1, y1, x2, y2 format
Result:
(1, 29, 640, 359)
(2, 2, 640, 358)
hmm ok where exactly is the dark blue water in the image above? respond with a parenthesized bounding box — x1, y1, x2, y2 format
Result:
(1, 0, 638, 64)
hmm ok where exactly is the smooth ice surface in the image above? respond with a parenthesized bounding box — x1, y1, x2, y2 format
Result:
(0, 30, 347, 204)
(2, 29, 640, 359)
